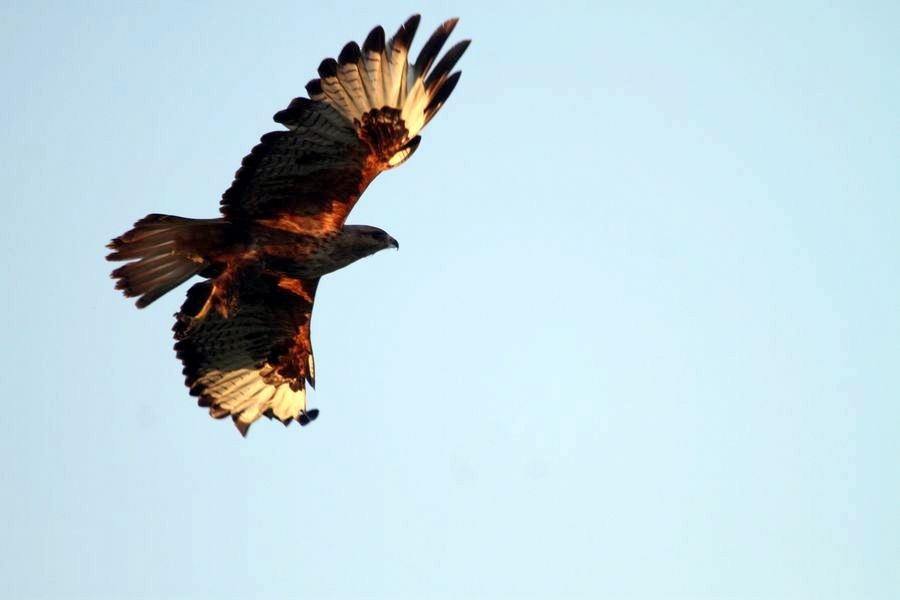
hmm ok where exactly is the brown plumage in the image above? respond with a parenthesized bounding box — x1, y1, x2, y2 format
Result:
(106, 15, 468, 435)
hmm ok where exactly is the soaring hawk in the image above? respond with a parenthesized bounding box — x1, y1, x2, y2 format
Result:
(107, 15, 469, 435)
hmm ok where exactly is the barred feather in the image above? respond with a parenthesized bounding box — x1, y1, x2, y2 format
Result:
(107, 214, 227, 308)
(173, 275, 320, 436)
(300, 15, 468, 167)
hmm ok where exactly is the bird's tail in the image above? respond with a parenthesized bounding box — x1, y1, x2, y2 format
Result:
(106, 214, 228, 308)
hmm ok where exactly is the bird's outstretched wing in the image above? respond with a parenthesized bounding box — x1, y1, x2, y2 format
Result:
(219, 15, 469, 233)
(173, 272, 320, 436)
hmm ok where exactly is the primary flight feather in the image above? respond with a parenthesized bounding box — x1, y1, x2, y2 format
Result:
(107, 15, 469, 436)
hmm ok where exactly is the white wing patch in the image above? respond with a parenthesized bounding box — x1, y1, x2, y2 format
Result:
(307, 15, 468, 160)
(198, 365, 309, 435)
(174, 278, 320, 437)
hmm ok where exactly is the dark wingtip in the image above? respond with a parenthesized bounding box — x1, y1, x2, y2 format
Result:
(363, 25, 386, 53)
(299, 409, 320, 427)
(305, 79, 323, 97)
(338, 41, 361, 65)
(425, 71, 462, 117)
(438, 17, 460, 40)
(425, 39, 471, 90)
(413, 19, 458, 77)
(392, 14, 421, 50)
(318, 58, 338, 78)
(233, 416, 250, 437)
(404, 14, 422, 31)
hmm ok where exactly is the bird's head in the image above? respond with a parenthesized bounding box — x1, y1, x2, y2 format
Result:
(340, 225, 399, 258)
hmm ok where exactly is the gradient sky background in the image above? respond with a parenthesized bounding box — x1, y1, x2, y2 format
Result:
(1, 1, 898, 598)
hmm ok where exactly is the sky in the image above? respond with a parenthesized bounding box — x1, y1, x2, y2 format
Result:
(1, 1, 898, 598)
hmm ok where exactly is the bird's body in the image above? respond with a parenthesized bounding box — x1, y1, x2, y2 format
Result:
(107, 15, 468, 435)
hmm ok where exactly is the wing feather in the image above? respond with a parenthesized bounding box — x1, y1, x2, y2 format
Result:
(385, 15, 420, 106)
(425, 39, 470, 92)
(336, 42, 369, 119)
(361, 26, 386, 108)
(412, 18, 458, 80)
(173, 273, 320, 436)
(219, 15, 469, 233)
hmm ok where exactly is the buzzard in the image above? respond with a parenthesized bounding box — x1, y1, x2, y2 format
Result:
(107, 15, 469, 435)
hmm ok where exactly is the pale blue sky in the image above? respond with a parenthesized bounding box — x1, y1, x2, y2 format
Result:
(1, 1, 898, 598)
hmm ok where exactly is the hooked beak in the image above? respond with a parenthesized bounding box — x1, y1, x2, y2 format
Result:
(389, 236, 399, 250)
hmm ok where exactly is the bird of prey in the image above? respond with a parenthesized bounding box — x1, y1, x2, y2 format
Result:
(107, 15, 469, 436)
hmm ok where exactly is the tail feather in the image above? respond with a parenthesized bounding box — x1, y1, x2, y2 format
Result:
(107, 214, 226, 308)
